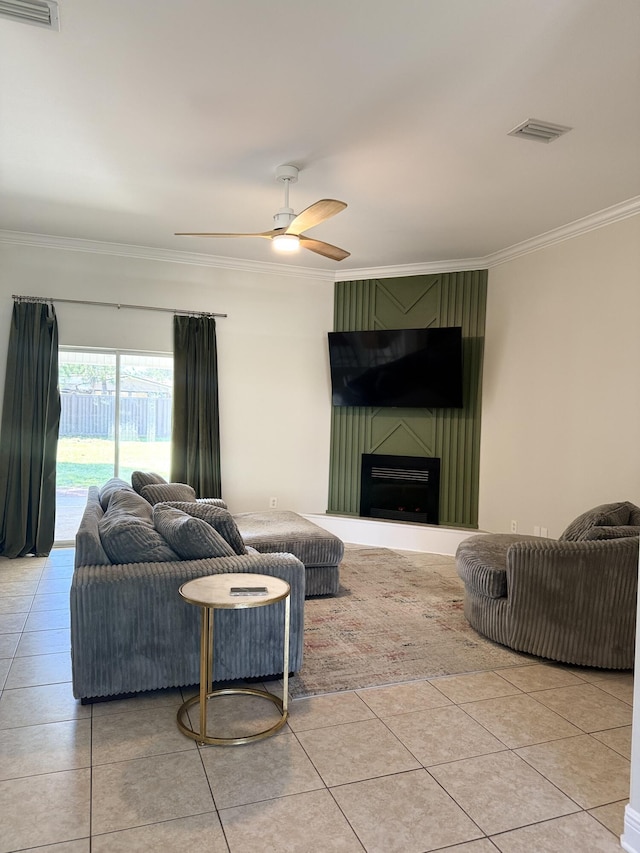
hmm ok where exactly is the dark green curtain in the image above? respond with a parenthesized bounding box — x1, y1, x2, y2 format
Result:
(171, 315, 221, 498)
(0, 301, 60, 557)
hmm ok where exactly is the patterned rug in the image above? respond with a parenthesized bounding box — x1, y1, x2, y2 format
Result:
(288, 545, 528, 698)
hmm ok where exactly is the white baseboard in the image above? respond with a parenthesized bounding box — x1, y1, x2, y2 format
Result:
(622, 804, 640, 852)
(302, 513, 478, 556)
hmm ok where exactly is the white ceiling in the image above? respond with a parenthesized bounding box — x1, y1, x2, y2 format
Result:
(1, 0, 639, 275)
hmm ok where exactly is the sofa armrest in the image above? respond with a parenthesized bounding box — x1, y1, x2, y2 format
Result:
(456, 533, 540, 599)
(505, 537, 638, 663)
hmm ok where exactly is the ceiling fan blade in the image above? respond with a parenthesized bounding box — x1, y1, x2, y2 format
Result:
(286, 199, 347, 236)
(174, 230, 277, 238)
(299, 235, 350, 261)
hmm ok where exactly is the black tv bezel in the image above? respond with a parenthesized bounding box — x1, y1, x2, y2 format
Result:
(327, 326, 464, 409)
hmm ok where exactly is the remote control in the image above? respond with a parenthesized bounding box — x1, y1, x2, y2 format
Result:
(230, 586, 268, 596)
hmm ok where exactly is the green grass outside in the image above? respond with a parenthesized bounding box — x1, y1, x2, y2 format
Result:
(56, 438, 171, 489)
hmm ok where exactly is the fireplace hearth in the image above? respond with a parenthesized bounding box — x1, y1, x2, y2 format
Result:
(360, 454, 440, 525)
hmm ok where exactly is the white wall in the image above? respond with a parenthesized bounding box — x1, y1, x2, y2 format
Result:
(4, 215, 639, 536)
(479, 214, 640, 536)
(0, 243, 335, 514)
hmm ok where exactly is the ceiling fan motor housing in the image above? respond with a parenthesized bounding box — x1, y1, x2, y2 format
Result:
(273, 208, 296, 229)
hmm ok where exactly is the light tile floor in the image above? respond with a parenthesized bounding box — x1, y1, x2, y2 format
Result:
(0, 547, 633, 852)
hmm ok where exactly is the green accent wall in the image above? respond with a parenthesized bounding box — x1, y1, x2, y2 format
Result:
(328, 271, 487, 528)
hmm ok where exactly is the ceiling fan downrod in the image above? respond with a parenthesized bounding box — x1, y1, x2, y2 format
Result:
(273, 165, 299, 230)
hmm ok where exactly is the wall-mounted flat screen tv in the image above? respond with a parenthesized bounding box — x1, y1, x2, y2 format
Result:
(328, 326, 463, 408)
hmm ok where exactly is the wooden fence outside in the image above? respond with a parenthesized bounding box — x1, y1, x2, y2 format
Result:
(60, 394, 171, 440)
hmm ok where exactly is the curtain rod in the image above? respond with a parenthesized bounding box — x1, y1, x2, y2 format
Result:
(12, 295, 227, 319)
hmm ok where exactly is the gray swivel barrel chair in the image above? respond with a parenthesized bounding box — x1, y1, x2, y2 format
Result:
(456, 502, 640, 669)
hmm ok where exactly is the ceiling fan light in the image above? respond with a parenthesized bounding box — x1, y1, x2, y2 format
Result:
(272, 233, 300, 253)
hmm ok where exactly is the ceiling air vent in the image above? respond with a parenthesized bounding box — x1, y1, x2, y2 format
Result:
(0, 0, 59, 30)
(508, 118, 572, 143)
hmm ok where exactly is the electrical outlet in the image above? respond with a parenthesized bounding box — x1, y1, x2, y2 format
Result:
(269, 497, 278, 509)
(533, 525, 541, 536)
(541, 526, 548, 537)
(510, 520, 518, 533)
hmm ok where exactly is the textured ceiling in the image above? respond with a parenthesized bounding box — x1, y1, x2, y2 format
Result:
(1, 0, 639, 273)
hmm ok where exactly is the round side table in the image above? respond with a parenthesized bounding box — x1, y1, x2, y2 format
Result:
(177, 572, 290, 746)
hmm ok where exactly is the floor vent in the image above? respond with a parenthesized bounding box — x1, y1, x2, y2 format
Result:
(508, 118, 572, 143)
(0, 0, 60, 30)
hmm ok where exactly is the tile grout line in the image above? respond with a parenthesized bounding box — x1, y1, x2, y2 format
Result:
(0, 547, 630, 849)
(0, 558, 42, 699)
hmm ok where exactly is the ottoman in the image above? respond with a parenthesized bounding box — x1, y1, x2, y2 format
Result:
(233, 510, 344, 596)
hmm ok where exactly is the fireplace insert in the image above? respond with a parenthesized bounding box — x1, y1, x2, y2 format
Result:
(360, 454, 440, 525)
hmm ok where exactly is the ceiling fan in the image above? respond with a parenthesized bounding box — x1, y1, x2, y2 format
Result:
(175, 165, 350, 261)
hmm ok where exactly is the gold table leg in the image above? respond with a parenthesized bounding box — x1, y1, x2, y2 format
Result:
(198, 605, 213, 742)
(282, 593, 290, 715)
(177, 594, 291, 746)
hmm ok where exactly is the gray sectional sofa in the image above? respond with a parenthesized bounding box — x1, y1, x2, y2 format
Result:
(71, 478, 310, 702)
(456, 502, 640, 669)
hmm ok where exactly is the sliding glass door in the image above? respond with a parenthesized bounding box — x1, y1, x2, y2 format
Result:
(55, 348, 172, 544)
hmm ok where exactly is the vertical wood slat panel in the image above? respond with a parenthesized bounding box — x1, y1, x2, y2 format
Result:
(438, 274, 451, 520)
(438, 269, 487, 526)
(329, 280, 373, 514)
(328, 271, 487, 526)
(330, 408, 362, 517)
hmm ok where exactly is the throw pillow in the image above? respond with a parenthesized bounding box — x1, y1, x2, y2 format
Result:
(131, 470, 168, 494)
(559, 502, 639, 541)
(99, 490, 178, 564)
(140, 482, 197, 505)
(98, 477, 136, 511)
(582, 525, 640, 541)
(75, 490, 111, 567)
(153, 504, 236, 559)
(160, 501, 247, 555)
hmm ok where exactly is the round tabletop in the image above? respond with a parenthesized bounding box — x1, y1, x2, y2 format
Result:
(179, 573, 290, 609)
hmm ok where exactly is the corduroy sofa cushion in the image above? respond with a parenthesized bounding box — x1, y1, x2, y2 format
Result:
(98, 477, 135, 511)
(74, 488, 111, 567)
(582, 525, 640, 541)
(161, 501, 247, 555)
(140, 482, 197, 505)
(98, 490, 178, 564)
(131, 470, 168, 494)
(153, 504, 236, 559)
(559, 502, 640, 541)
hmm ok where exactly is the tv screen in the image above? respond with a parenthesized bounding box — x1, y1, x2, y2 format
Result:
(328, 326, 463, 408)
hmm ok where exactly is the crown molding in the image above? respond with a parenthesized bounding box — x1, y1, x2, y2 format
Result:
(1, 195, 638, 281)
(483, 195, 640, 269)
(337, 195, 640, 280)
(0, 230, 334, 281)
(333, 257, 487, 282)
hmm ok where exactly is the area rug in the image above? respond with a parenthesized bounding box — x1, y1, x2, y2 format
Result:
(288, 545, 528, 699)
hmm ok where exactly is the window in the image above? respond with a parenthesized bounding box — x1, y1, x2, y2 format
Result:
(55, 348, 173, 543)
